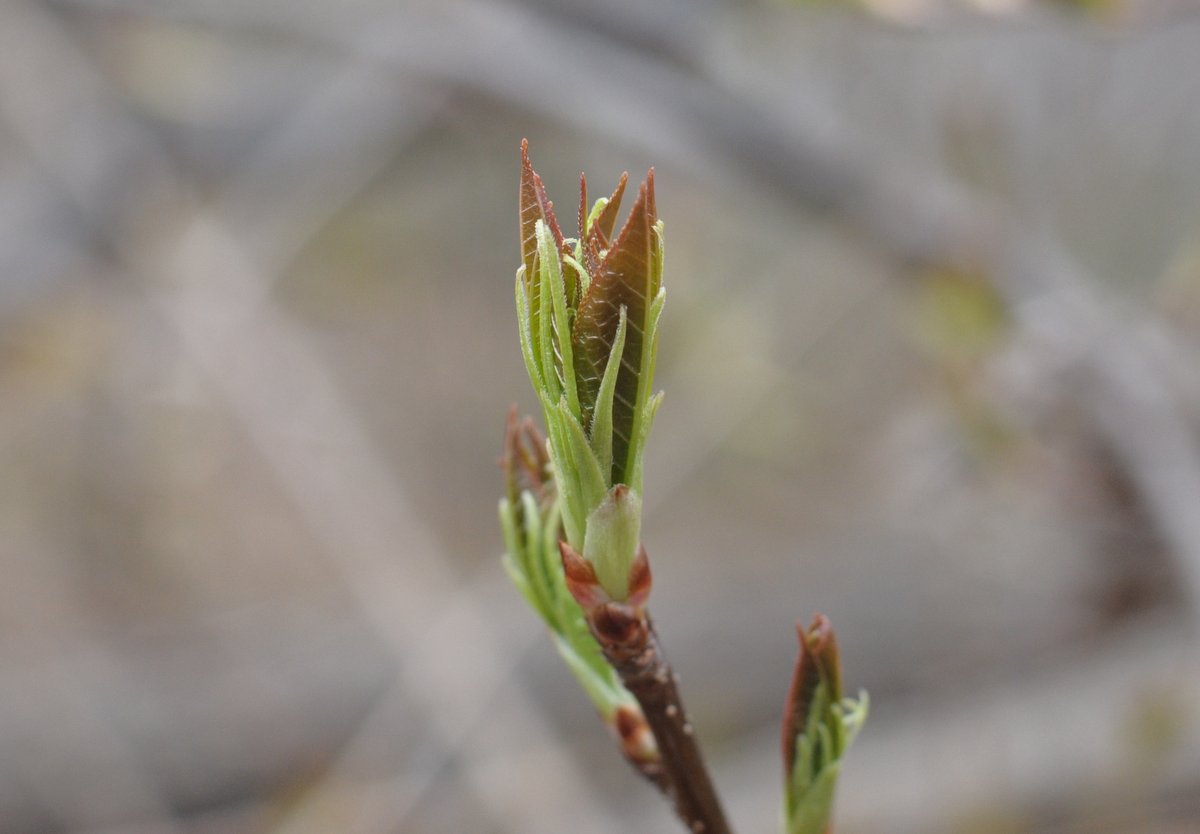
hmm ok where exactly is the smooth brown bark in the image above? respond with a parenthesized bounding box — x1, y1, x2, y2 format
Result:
(590, 604, 734, 834)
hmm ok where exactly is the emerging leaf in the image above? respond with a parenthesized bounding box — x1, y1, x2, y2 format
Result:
(782, 615, 842, 777)
(581, 171, 629, 276)
(514, 142, 663, 611)
(573, 174, 661, 485)
(781, 615, 867, 834)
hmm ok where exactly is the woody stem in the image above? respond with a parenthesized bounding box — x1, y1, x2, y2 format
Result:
(592, 610, 734, 834)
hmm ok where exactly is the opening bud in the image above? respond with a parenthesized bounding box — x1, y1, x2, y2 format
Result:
(582, 484, 643, 602)
(780, 615, 868, 834)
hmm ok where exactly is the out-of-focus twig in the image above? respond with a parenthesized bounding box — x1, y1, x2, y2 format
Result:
(66, 0, 1200, 616)
(359, 0, 1200, 619)
(0, 4, 617, 833)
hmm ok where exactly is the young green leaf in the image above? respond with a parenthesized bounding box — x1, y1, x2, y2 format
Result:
(590, 305, 628, 481)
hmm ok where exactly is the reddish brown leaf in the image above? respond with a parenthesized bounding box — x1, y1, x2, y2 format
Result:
(520, 139, 563, 276)
(520, 141, 567, 349)
(593, 171, 629, 245)
(582, 171, 629, 275)
(572, 173, 659, 484)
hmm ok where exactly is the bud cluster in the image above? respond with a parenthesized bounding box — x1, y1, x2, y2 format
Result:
(515, 139, 665, 604)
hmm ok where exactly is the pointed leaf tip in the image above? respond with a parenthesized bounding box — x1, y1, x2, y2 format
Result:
(645, 168, 657, 222)
(578, 172, 588, 241)
(520, 141, 564, 279)
(593, 171, 630, 245)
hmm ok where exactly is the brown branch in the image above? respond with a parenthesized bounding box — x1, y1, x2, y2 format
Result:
(588, 601, 734, 834)
(561, 541, 733, 832)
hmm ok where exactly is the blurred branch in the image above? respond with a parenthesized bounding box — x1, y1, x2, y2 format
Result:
(0, 4, 618, 833)
(8, 4, 1200, 832)
(58, 0, 1200, 615)
(388, 0, 1200, 618)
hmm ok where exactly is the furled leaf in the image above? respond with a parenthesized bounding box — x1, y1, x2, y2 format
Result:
(781, 615, 867, 834)
(572, 174, 660, 485)
(782, 615, 843, 778)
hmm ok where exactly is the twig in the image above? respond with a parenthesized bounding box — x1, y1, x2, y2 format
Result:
(566, 542, 734, 834)
(585, 598, 734, 834)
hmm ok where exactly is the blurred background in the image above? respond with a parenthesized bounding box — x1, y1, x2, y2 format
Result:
(3, 0, 1200, 832)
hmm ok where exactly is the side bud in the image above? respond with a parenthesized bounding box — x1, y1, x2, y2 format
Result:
(780, 615, 868, 834)
(500, 406, 551, 510)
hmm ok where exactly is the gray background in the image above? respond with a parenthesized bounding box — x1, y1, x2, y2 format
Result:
(2, 1, 1200, 831)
